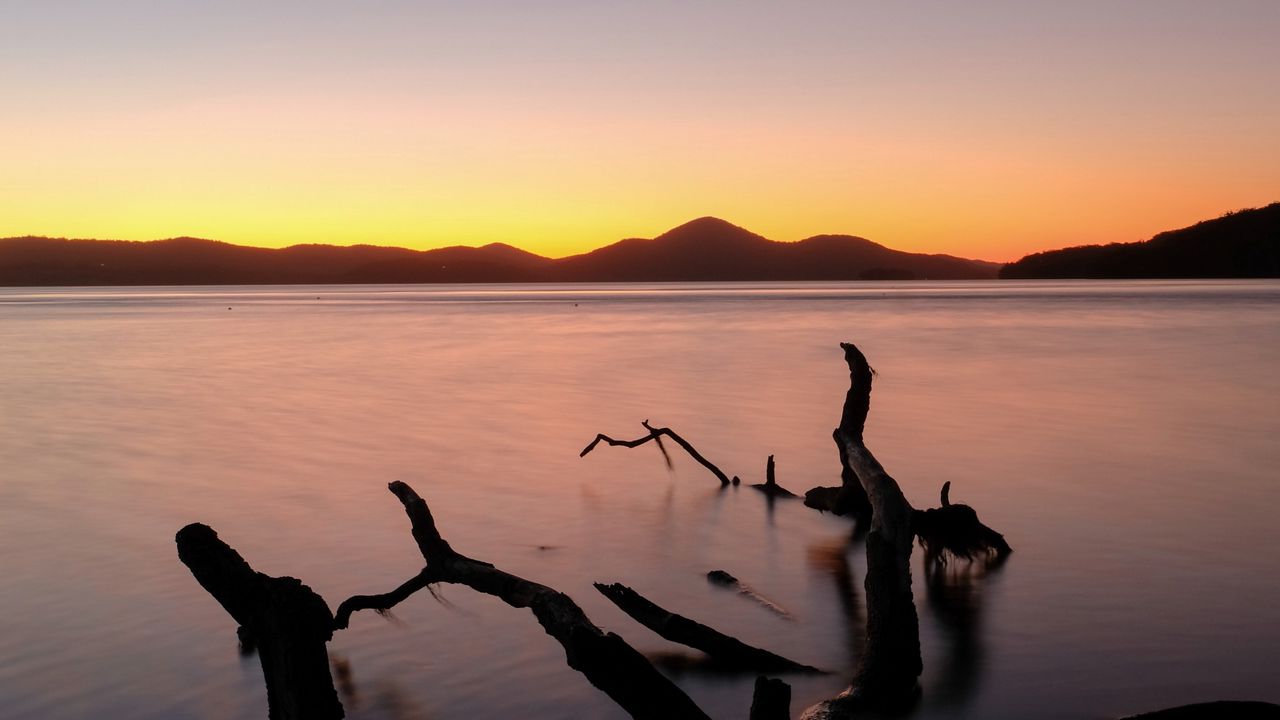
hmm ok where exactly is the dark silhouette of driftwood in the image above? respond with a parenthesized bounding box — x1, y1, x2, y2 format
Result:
(581, 420, 740, 486)
(749, 676, 792, 720)
(802, 342, 923, 718)
(593, 583, 821, 674)
(706, 570, 794, 620)
(335, 481, 711, 720)
(803, 430, 872, 521)
(1119, 701, 1280, 719)
(752, 455, 797, 498)
(914, 480, 1012, 564)
(805, 342, 1016, 717)
(176, 523, 344, 720)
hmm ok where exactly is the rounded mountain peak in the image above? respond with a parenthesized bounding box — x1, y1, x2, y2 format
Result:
(654, 217, 767, 245)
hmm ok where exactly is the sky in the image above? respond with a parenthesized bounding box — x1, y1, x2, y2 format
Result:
(2, 1, 1277, 261)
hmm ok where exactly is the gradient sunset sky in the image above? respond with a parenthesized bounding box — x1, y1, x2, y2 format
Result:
(3, 1, 1277, 261)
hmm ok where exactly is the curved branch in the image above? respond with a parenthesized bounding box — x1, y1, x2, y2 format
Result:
(383, 481, 710, 720)
(581, 420, 738, 486)
(333, 570, 434, 630)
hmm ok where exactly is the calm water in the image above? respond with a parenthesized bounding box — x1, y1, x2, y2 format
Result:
(1, 281, 1278, 720)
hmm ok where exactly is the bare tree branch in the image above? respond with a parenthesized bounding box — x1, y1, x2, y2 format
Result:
(581, 420, 739, 486)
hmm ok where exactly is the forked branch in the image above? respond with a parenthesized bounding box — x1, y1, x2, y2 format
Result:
(581, 420, 739, 486)
(337, 481, 711, 720)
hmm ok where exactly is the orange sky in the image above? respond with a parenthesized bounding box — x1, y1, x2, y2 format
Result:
(2, 2, 1277, 262)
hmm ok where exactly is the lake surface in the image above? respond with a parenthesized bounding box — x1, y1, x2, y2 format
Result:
(1, 280, 1278, 719)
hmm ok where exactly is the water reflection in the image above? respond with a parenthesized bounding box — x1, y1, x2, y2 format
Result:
(923, 554, 1006, 707)
(807, 531, 865, 670)
(332, 654, 436, 720)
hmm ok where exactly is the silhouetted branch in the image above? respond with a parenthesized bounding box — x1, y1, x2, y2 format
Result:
(581, 420, 739, 486)
(347, 481, 711, 720)
(706, 570, 794, 620)
(176, 523, 344, 720)
(594, 583, 821, 674)
(913, 482, 1012, 565)
(333, 570, 433, 630)
(802, 343, 922, 718)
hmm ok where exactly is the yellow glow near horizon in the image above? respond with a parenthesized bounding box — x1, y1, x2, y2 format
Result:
(3, 3, 1278, 262)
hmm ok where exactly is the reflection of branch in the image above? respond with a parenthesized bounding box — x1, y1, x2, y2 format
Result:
(806, 535, 864, 669)
(581, 420, 738, 486)
(594, 583, 822, 674)
(924, 558, 998, 705)
(337, 481, 711, 720)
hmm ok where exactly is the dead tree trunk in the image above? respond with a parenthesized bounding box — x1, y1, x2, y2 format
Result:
(593, 583, 821, 674)
(176, 523, 344, 720)
(802, 343, 922, 718)
(335, 481, 711, 720)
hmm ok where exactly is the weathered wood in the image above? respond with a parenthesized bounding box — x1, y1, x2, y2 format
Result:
(581, 420, 739, 486)
(337, 481, 711, 720)
(749, 676, 792, 720)
(802, 342, 922, 718)
(593, 583, 821, 674)
(803, 432, 871, 520)
(706, 570, 794, 620)
(176, 523, 344, 720)
(913, 482, 1012, 564)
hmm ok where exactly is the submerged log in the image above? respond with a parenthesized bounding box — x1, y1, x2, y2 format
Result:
(335, 481, 711, 720)
(706, 570, 794, 620)
(750, 676, 793, 720)
(176, 523, 343, 720)
(913, 481, 1012, 564)
(594, 583, 821, 674)
(581, 420, 740, 486)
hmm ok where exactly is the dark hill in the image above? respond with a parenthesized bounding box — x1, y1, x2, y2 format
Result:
(1001, 203, 1280, 279)
(0, 219, 998, 285)
(551, 217, 998, 281)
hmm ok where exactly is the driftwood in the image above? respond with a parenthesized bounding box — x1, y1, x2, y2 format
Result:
(335, 481, 711, 720)
(176, 523, 344, 720)
(594, 582, 821, 674)
(752, 455, 798, 499)
(803, 430, 871, 521)
(914, 480, 1012, 564)
(749, 676, 793, 720)
(706, 570, 794, 620)
(802, 343, 924, 718)
(581, 420, 740, 486)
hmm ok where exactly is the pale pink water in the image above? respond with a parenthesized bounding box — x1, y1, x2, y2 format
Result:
(1, 281, 1277, 719)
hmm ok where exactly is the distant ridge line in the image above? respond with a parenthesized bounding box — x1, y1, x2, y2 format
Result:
(0, 218, 999, 286)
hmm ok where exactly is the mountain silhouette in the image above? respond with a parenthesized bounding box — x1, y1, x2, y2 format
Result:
(1001, 203, 1280, 279)
(0, 218, 997, 286)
